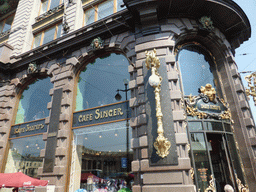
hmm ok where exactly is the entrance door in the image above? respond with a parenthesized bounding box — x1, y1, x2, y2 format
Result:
(207, 133, 236, 192)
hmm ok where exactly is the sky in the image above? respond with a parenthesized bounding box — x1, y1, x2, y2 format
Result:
(232, 0, 256, 121)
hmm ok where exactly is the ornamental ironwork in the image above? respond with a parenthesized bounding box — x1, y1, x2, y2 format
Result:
(200, 16, 214, 30)
(185, 84, 233, 121)
(204, 175, 216, 192)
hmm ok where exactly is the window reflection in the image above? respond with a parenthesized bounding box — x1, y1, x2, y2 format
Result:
(15, 78, 53, 124)
(76, 53, 130, 111)
(4, 135, 45, 178)
(72, 121, 133, 191)
(178, 45, 216, 96)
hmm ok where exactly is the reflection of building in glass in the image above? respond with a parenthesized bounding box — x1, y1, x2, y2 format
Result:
(0, 0, 255, 192)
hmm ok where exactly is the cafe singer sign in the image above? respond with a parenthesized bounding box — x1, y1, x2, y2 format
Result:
(10, 119, 47, 138)
(73, 101, 130, 128)
(185, 84, 232, 121)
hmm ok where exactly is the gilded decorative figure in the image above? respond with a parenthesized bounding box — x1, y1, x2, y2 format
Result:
(91, 37, 104, 50)
(204, 175, 216, 192)
(245, 72, 256, 105)
(145, 49, 171, 158)
(200, 16, 214, 30)
(200, 84, 216, 102)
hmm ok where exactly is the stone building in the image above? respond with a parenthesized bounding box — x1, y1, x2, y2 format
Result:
(0, 0, 255, 192)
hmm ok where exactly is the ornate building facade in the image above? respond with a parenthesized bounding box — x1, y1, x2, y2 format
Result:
(0, 0, 255, 192)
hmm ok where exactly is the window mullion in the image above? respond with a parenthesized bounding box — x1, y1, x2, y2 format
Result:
(54, 24, 58, 40)
(40, 31, 45, 46)
(47, 0, 51, 11)
(114, 0, 117, 13)
(95, 5, 98, 22)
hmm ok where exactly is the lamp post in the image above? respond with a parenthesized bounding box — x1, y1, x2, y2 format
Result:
(115, 79, 130, 175)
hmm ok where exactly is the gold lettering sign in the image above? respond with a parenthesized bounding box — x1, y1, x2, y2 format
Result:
(13, 124, 44, 135)
(80, 108, 124, 121)
(200, 104, 221, 111)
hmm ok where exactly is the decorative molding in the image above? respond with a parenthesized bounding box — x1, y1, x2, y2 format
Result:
(90, 37, 104, 50)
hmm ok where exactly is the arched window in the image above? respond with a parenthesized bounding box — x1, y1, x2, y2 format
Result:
(177, 44, 217, 96)
(70, 53, 132, 192)
(76, 53, 130, 111)
(15, 77, 53, 124)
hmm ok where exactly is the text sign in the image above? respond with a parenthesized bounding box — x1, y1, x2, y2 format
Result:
(195, 99, 226, 114)
(73, 101, 129, 128)
(10, 119, 46, 138)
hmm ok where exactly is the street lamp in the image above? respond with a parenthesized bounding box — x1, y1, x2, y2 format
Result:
(115, 79, 130, 174)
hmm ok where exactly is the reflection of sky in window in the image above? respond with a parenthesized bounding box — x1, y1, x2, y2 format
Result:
(73, 121, 131, 152)
(9, 135, 45, 158)
(178, 46, 215, 96)
(76, 53, 130, 111)
(16, 78, 53, 123)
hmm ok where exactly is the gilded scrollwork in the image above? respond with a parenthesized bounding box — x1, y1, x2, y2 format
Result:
(245, 72, 256, 104)
(235, 174, 249, 192)
(204, 175, 216, 192)
(185, 84, 233, 122)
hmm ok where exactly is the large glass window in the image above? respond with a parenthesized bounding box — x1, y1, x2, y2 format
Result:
(177, 44, 216, 96)
(0, 14, 14, 33)
(83, 0, 126, 26)
(4, 135, 45, 178)
(15, 77, 53, 124)
(33, 23, 62, 48)
(76, 53, 130, 111)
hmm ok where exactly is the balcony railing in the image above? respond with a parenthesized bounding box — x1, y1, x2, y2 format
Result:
(35, 4, 64, 22)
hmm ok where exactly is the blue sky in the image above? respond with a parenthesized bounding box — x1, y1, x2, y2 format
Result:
(233, 0, 256, 120)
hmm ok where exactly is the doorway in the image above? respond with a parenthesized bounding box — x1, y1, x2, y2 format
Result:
(207, 133, 236, 192)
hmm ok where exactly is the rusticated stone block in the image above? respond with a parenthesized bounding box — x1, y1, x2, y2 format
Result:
(59, 113, 69, 122)
(47, 64, 59, 76)
(136, 76, 144, 85)
(129, 80, 137, 89)
(141, 148, 148, 159)
(56, 147, 66, 157)
(138, 114, 147, 125)
(66, 56, 79, 66)
(139, 135, 148, 147)
(175, 133, 188, 144)
(167, 71, 178, 81)
(40, 149, 46, 157)
(57, 129, 69, 139)
(128, 65, 134, 73)
(132, 185, 142, 192)
(138, 86, 145, 94)
(132, 160, 140, 172)
(143, 172, 183, 184)
(244, 117, 254, 127)
(165, 55, 175, 63)
(130, 117, 138, 127)
(239, 100, 249, 109)
(142, 185, 196, 192)
(161, 24, 181, 35)
(235, 83, 244, 92)
(0, 127, 8, 134)
(137, 94, 145, 105)
(173, 111, 185, 121)
(136, 60, 143, 68)
(170, 90, 182, 100)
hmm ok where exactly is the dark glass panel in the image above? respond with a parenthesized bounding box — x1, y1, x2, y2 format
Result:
(4, 135, 45, 178)
(204, 121, 223, 131)
(188, 121, 203, 131)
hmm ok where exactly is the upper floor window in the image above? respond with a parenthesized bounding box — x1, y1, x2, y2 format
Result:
(177, 44, 218, 96)
(15, 77, 53, 124)
(0, 14, 14, 34)
(32, 23, 62, 48)
(40, 0, 63, 14)
(84, 0, 125, 26)
(76, 53, 130, 111)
